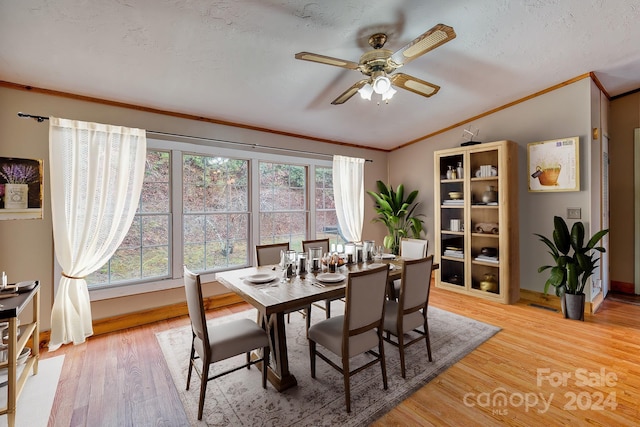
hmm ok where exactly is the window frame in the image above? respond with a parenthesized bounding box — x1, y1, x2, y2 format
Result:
(71, 136, 334, 301)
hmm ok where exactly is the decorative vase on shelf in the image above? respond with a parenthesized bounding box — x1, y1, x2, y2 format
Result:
(456, 162, 463, 179)
(479, 273, 498, 293)
(446, 165, 453, 179)
(3, 183, 28, 209)
(482, 186, 497, 203)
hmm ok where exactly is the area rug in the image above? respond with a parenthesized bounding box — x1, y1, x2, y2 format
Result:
(156, 305, 499, 426)
(0, 355, 65, 427)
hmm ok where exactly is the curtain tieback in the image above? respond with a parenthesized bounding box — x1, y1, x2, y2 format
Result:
(62, 272, 86, 280)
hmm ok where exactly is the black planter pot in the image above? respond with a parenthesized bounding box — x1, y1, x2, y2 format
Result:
(562, 293, 585, 321)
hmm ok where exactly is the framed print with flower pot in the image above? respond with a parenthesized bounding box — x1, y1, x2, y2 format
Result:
(528, 136, 580, 192)
(0, 157, 43, 220)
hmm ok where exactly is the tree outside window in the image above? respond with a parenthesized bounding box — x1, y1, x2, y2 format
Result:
(183, 155, 249, 271)
(88, 150, 171, 287)
(259, 162, 307, 252)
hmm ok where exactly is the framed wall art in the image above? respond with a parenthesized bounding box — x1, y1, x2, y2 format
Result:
(527, 136, 580, 192)
(0, 157, 43, 220)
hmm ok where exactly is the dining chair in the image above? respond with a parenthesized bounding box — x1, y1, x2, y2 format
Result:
(400, 238, 428, 259)
(390, 238, 429, 300)
(308, 264, 389, 413)
(301, 238, 330, 254)
(255, 242, 290, 266)
(302, 238, 339, 318)
(184, 266, 271, 420)
(383, 255, 434, 378)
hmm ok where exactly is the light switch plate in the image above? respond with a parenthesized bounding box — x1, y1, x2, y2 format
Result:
(567, 208, 581, 219)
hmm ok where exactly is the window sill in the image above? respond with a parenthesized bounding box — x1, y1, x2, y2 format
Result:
(88, 271, 219, 301)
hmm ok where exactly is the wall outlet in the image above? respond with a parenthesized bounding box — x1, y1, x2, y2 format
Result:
(567, 208, 581, 219)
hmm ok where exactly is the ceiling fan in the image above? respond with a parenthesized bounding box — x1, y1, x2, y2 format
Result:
(295, 23, 456, 105)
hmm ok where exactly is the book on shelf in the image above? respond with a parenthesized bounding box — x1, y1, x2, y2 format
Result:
(475, 255, 499, 263)
(443, 249, 464, 258)
(443, 199, 464, 205)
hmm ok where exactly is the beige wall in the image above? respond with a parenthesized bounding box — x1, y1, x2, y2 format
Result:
(609, 92, 639, 286)
(0, 85, 389, 330)
(1, 76, 628, 332)
(389, 78, 607, 298)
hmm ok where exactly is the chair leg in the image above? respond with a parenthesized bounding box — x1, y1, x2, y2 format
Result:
(342, 356, 351, 413)
(379, 334, 388, 390)
(398, 332, 406, 379)
(246, 351, 251, 369)
(305, 305, 311, 332)
(262, 345, 270, 389)
(287, 312, 291, 323)
(325, 300, 331, 319)
(425, 319, 433, 362)
(309, 340, 316, 378)
(197, 360, 210, 420)
(186, 341, 195, 390)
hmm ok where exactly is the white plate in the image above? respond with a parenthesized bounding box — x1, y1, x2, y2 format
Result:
(380, 254, 396, 259)
(316, 273, 346, 283)
(367, 263, 395, 270)
(245, 273, 277, 284)
(367, 263, 386, 269)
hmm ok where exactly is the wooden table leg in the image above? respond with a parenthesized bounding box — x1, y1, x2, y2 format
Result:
(263, 312, 297, 391)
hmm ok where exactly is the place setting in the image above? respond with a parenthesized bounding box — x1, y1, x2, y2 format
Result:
(312, 272, 346, 287)
(240, 272, 280, 290)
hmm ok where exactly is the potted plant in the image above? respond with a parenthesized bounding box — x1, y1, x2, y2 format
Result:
(367, 180, 424, 255)
(534, 216, 608, 320)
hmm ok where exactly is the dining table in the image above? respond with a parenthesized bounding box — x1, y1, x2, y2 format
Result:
(215, 256, 437, 391)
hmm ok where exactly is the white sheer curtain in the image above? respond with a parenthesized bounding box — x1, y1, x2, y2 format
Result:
(48, 118, 147, 351)
(332, 155, 365, 242)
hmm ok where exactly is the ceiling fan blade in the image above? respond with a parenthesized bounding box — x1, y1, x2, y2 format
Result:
(389, 24, 456, 67)
(331, 79, 369, 105)
(390, 73, 440, 98)
(295, 52, 360, 70)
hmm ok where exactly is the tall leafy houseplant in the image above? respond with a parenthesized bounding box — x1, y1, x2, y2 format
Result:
(535, 216, 608, 320)
(367, 181, 424, 255)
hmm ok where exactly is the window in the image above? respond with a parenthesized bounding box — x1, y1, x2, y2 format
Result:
(259, 162, 307, 252)
(86, 138, 336, 297)
(87, 150, 171, 288)
(315, 166, 346, 247)
(183, 155, 249, 271)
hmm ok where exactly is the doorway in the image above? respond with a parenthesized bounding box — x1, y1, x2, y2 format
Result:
(635, 128, 640, 294)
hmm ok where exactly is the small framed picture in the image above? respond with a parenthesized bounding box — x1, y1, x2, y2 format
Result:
(0, 157, 43, 220)
(527, 136, 580, 192)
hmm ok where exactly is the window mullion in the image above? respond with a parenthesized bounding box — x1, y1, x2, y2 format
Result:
(171, 150, 183, 279)
(309, 164, 316, 239)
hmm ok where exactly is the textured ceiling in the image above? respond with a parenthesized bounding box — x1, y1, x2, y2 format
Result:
(2, 0, 640, 150)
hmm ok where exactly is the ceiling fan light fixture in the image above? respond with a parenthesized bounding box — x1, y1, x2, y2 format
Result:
(372, 75, 391, 94)
(358, 83, 373, 100)
(382, 86, 397, 101)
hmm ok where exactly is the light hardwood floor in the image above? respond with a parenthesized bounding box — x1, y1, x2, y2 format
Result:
(41, 286, 640, 426)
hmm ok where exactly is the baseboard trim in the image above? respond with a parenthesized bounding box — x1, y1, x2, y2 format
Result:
(611, 280, 635, 294)
(39, 291, 245, 349)
(519, 289, 594, 314)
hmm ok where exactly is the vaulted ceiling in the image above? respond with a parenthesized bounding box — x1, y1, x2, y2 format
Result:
(2, 1, 640, 150)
